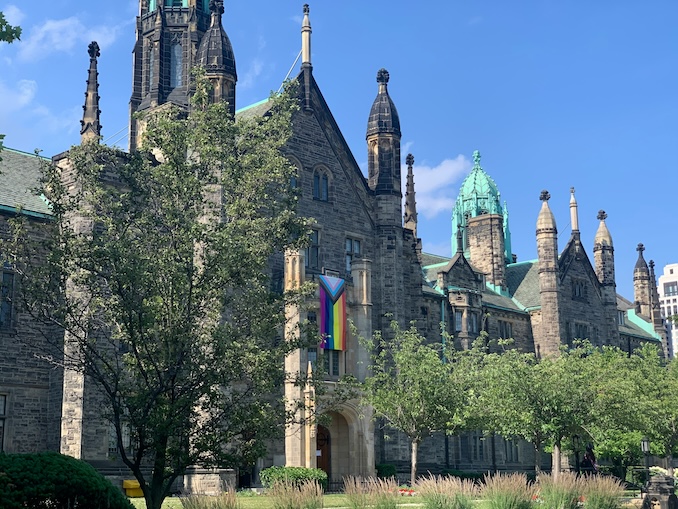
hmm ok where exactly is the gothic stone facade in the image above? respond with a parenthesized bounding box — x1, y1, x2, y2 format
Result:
(0, 0, 666, 484)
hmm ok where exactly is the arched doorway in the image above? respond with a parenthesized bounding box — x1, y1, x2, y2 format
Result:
(316, 425, 331, 477)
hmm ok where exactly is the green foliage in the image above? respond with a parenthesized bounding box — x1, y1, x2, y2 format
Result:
(0, 451, 133, 509)
(362, 321, 470, 485)
(3, 74, 310, 509)
(375, 464, 397, 479)
(259, 467, 328, 490)
(0, 11, 21, 44)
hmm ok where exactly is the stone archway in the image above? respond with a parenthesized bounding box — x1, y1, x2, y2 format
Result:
(316, 425, 331, 477)
(325, 411, 350, 482)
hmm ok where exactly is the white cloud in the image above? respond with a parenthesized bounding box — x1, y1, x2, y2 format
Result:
(3, 4, 25, 26)
(30, 104, 81, 136)
(18, 16, 126, 62)
(0, 79, 37, 113)
(403, 154, 472, 219)
(239, 58, 264, 90)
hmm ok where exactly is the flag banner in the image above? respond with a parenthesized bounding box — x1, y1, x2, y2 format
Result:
(318, 275, 346, 351)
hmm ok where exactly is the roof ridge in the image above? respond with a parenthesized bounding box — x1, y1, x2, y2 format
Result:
(3, 147, 50, 160)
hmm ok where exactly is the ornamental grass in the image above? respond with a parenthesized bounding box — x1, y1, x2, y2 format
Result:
(480, 472, 536, 509)
(362, 477, 400, 509)
(179, 485, 241, 509)
(415, 473, 478, 509)
(268, 480, 324, 509)
(537, 472, 584, 509)
(343, 476, 369, 509)
(582, 475, 624, 509)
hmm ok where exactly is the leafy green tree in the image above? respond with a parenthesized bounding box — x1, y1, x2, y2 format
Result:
(4, 77, 310, 509)
(631, 344, 678, 476)
(362, 322, 468, 485)
(0, 11, 21, 43)
(479, 344, 595, 476)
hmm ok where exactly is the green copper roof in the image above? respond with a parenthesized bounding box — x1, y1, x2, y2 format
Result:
(452, 150, 512, 262)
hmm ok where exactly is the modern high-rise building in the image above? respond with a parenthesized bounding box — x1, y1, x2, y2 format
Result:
(658, 263, 678, 357)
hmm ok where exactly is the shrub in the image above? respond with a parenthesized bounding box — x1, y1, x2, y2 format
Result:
(416, 473, 478, 509)
(481, 472, 536, 509)
(375, 464, 397, 479)
(583, 475, 624, 509)
(0, 451, 134, 509)
(537, 472, 584, 509)
(440, 469, 485, 482)
(260, 467, 328, 491)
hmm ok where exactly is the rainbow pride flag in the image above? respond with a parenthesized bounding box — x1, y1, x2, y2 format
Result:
(318, 275, 346, 351)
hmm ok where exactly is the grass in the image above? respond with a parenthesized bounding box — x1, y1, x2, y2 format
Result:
(131, 494, 358, 509)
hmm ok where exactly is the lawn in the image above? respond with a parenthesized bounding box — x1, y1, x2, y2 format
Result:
(130, 494, 361, 509)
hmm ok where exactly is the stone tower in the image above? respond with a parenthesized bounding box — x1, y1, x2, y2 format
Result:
(196, 0, 237, 109)
(648, 260, 669, 356)
(452, 151, 510, 289)
(403, 153, 418, 238)
(129, 0, 228, 150)
(366, 68, 404, 328)
(593, 210, 620, 344)
(536, 190, 561, 356)
(634, 243, 651, 317)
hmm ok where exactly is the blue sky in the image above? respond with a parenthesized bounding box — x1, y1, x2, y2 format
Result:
(1, 1, 676, 299)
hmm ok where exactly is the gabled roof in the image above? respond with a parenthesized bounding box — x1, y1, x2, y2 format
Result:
(0, 148, 52, 218)
(506, 260, 540, 310)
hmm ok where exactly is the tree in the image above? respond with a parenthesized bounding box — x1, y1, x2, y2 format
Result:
(0, 11, 21, 43)
(362, 322, 468, 485)
(4, 77, 311, 509)
(479, 343, 595, 477)
(631, 344, 678, 476)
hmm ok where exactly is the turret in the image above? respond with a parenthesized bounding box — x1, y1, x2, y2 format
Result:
(129, 0, 213, 150)
(196, 0, 237, 113)
(403, 153, 418, 237)
(634, 243, 651, 317)
(366, 68, 401, 206)
(81, 41, 102, 144)
(593, 210, 619, 345)
(452, 151, 507, 288)
(649, 260, 669, 357)
(536, 190, 561, 356)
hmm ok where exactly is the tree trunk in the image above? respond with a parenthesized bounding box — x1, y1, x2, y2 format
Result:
(552, 439, 562, 480)
(667, 455, 674, 477)
(534, 441, 542, 475)
(411, 439, 419, 486)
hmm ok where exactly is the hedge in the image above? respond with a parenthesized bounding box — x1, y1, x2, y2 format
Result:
(0, 451, 134, 509)
(259, 466, 328, 490)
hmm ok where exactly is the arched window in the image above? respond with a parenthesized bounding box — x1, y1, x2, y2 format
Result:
(170, 41, 183, 89)
(147, 44, 154, 93)
(313, 169, 329, 201)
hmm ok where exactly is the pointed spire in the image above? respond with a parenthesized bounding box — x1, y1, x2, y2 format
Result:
(366, 68, 400, 137)
(456, 225, 464, 254)
(403, 153, 418, 236)
(536, 190, 557, 232)
(569, 187, 579, 235)
(81, 41, 101, 143)
(300, 4, 313, 112)
(301, 4, 312, 67)
(594, 209, 613, 248)
(635, 243, 649, 271)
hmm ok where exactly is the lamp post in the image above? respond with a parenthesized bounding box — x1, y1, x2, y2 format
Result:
(573, 434, 581, 474)
(641, 437, 650, 484)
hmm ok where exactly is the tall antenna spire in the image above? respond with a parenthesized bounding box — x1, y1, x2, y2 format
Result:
(569, 187, 579, 237)
(81, 41, 101, 143)
(403, 153, 418, 237)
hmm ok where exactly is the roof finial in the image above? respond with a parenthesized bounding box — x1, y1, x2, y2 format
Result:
(81, 41, 101, 143)
(540, 190, 550, 201)
(301, 3, 312, 66)
(637, 243, 645, 253)
(597, 210, 607, 221)
(404, 153, 418, 236)
(569, 187, 579, 234)
(209, 0, 224, 17)
(473, 150, 481, 166)
(377, 68, 389, 85)
(456, 225, 464, 254)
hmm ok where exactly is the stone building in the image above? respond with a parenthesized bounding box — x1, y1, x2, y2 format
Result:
(0, 0, 666, 485)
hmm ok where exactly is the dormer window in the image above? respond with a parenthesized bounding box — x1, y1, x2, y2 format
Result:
(617, 310, 625, 326)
